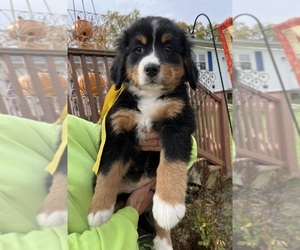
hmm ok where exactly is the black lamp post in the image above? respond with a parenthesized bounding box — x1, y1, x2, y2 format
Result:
(190, 13, 233, 135)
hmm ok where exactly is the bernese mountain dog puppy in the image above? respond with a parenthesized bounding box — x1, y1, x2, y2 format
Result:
(89, 16, 199, 249)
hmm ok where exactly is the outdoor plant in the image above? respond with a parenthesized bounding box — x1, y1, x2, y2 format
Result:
(233, 163, 300, 250)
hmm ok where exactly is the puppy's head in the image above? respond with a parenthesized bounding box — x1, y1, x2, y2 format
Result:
(110, 16, 199, 92)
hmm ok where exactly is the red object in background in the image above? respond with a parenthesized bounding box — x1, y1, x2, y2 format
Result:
(217, 17, 233, 84)
(273, 17, 300, 86)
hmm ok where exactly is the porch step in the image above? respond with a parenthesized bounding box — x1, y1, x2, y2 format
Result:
(234, 157, 253, 163)
(208, 164, 222, 172)
(206, 165, 222, 188)
(234, 158, 282, 172)
(255, 165, 280, 172)
(196, 157, 206, 162)
(233, 164, 281, 188)
(189, 164, 222, 187)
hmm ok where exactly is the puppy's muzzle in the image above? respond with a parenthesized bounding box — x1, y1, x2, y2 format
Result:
(144, 63, 160, 78)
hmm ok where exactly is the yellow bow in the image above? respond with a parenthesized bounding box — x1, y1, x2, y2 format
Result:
(45, 105, 67, 175)
(92, 84, 126, 174)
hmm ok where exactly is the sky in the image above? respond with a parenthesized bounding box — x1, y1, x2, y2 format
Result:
(233, 0, 300, 25)
(1, 0, 299, 26)
(1, 0, 67, 15)
(68, 0, 299, 26)
(68, 0, 232, 25)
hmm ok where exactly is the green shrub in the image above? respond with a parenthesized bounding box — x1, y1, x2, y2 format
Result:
(233, 171, 300, 249)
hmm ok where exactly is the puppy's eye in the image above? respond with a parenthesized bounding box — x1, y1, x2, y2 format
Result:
(134, 46, 144, 54)
(164, 45, 173, 54)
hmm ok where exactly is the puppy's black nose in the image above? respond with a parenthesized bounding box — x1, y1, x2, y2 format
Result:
(144, 64, 160, 77)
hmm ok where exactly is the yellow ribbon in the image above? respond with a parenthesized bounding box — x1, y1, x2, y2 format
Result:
(45, 105, 68, 175)
(92, 84, 126, 174)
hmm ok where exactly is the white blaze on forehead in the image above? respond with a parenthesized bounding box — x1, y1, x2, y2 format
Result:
(136, 18, 164, 87)
(151, 18, 159, 28)
(151, 18, 159, 38)
(151, 18, 160, 51)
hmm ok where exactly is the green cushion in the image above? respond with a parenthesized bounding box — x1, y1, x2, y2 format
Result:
(0, 114, 67, 249)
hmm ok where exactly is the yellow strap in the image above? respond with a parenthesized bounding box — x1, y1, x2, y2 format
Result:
(99, 84, 126, 122)
(92, 84, 126, 174)
(45, 116, 67, 174)
(55, 104, 68, 124)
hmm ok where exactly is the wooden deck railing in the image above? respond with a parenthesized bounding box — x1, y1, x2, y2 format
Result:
(233, 82, 299, 178)
(0, 48, 67, 123)
(189, 85, 232, 175)
(67, 48, 116, 123)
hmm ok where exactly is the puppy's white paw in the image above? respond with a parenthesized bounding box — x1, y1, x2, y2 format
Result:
(37, 210, 67, 228)
(154, 236, 173, 250)
(88, 206, 114, 227)
(153, 194, 186, 230)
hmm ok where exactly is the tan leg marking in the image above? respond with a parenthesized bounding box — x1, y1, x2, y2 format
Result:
(152, 150, 187, 230)
(110, 109, 138, 134)
(155, 150, 187, 204)
(37, 172, 67, 227)
(90, 160, 130, 212)
(38, 172, 67, 213)
(152, 99, 184, 122)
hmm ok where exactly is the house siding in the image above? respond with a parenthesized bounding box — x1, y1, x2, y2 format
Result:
(191, 39, 299, 92)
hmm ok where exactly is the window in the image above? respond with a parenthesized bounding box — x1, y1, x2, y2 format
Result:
(238, 54, 251, 70)
(197, 54, 206, 70)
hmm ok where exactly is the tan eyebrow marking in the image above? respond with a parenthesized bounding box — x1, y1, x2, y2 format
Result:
(136, 34, 147, 45)
(161, 33, 172, 44)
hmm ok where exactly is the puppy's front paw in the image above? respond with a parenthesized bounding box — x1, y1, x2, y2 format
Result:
(37, 210, 67, 228)
(154, 236, 173, 250)
(152, 194, 186, 230)
(88, 206, 114, 227)
(37, 172, 67, 228)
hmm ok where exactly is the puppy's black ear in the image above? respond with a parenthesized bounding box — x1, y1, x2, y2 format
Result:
(110, 32, 128, 90)
(184, 56, 199, 90)
(183, 39, 199, 90)
(110, 53, 127, 90)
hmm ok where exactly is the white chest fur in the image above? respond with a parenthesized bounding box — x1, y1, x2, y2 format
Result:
(136, 94, 166, 139)
(128, 85, 167, 139)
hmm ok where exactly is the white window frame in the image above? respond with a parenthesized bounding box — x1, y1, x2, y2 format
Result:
(238, 53, 252, 70)
(197, 53, 207, 70)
